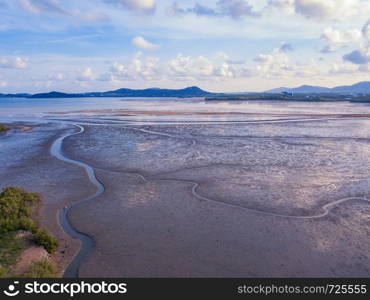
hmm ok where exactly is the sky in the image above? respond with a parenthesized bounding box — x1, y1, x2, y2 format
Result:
(1, 0, 370, 93)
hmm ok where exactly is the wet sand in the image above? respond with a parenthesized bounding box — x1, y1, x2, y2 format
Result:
(1, 115, 370, 277)
(63, 119, 370, 277)
(51, 108, 370, 118)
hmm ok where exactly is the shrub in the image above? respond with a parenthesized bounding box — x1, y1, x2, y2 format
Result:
(25, 260, 55, 278)
(0, 187, 40, 232)
(33, 229, 58, 254)
(0, 187, 58, 265)
(0, 125, 8, 132)
(0, 231, 23, 277)
(17, 217, 36, 232)
(0, 266, 8, 277)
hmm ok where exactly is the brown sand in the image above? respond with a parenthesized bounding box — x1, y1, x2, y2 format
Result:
(13, 234, 50, 276)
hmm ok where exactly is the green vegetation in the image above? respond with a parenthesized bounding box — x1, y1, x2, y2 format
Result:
(0, 124, 8, 132)
(0, 232, 24, 277)
(24, 260, 56, 278)
(0, 187, 59, 277)
(0, 187, 39, 233)
(34, 229, 58, 254)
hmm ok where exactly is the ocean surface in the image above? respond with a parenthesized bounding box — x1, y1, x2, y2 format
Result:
(2, 97, 370, 124)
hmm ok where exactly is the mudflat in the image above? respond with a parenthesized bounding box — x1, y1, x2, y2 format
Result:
(63, 119, 370, 277)
(1, 114, 370, 277)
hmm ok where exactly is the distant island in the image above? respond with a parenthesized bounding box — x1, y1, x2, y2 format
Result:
(207, 81, 370, 102)
(265, 81, 370, 94)
(2, 81, 370, 101)
(205, 93, 370, 103)
(0, 86, 213, 99)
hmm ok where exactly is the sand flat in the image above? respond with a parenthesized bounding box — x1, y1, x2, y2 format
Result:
(62, 120, 370, 277)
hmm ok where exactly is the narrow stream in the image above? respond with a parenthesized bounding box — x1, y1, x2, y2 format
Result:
(50, 124, 105, 278)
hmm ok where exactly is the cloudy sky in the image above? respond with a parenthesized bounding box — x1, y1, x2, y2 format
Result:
(1, 0, 370, 93)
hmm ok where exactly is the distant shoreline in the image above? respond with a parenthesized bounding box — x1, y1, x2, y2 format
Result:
(205, 94, 370, 103)
(2, 94, 370, 103)
(2, 81, 370, 100)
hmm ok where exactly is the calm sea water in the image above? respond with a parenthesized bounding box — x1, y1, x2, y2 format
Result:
(2, 97, 370, 123)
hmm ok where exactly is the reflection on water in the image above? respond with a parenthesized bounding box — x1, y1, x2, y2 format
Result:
(2, 97, 370, 123)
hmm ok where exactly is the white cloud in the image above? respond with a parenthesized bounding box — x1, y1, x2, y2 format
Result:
(359, 63, 370, 72)
(106, 52, 160, 81)
(167, 55, 214, 80)
(77, 67, 95, 81)
(252, 47, 321, 79)
(362, 20, 370, 41)
(0, 57, 28, 69)
(103, 53, 254, 83)
(321, 27, 362, 52)
(342, 19, 370, 65)
(105, 0, 156, 13)
(294, 0, 337, 20)
(167, 54, 254, 80)
(215, 63, 235, 78)
(48, 73, 65, 80)
(19, 0, 108, 23)
(132, 36, 159, 50)
(268, 0, 295, 14)
(215, 52, 245, 64)
(171, 0, 260, 19)
(20, 0, 69, 15)
(218, 0, 259, 19)
(329, 62, 359, 74)
(269, 0, 370, 21)
(0, 80, 8, 88)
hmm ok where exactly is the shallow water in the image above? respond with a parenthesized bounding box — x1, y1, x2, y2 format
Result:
(2, 97, 370, 123)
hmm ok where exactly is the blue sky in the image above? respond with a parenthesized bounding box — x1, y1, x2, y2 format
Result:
(1, 0, 370, 93)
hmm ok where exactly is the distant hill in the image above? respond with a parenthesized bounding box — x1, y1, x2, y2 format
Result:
(264, 87, 291, 93)
(30, 91, 82, 98)
(3, 82, 370, 98)
(28, 86, 212, 98)
(331, 82, 370, 94)
(0, 93, 31, 98)
(100, 86, 211, 97)
(266, 81, 370, 94)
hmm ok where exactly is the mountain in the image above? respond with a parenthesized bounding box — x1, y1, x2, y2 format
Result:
(331, 81, 370, 94)
(3, 82, 370, 99)
(290, 85, 331, 93)
(0, 93, 31, 98)
(266, 81, 370, 94)
(264, 87, 291, 93)
(29, 86, 212, 99)
(266, 85, 331, 94)
(100, 86, 211, 97)
(30, 91, 83, 98)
